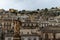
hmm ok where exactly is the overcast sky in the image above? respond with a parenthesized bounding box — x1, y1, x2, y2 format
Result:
(0, 0, 60, 10)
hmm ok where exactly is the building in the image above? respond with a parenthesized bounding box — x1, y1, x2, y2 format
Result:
(21, 34, 40, 40)
(0, 16, 22, 40)
(20, 29, 41, 40)
(40, 25, 60, 40)
(20, 21, 41, 40)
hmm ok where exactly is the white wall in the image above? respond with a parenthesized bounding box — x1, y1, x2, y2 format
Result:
(5, 37, 13, 40)
(21, 36, 39, 40)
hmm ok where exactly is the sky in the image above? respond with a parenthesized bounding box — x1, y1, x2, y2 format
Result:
(0, 0, 60, 10)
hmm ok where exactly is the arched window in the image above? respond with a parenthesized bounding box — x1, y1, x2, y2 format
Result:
(21, 37, 24, 40)
(7, 37, 11, 40)
(26, 23, 28, 26)
(33, 24, 36, 26)
(29, 23, 32, 26)
(22, 24, 24, 27)
(34, 38, 36, 40)
(27, 32, 29, 34)
(28, 38, 31, 40)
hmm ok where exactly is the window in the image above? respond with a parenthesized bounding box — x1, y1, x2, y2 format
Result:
(21, 38, 24, 40)
(33, 24, 36, 26)
(0, 23, 2, 29)
(26, 24, 28, 26)
(28, 38, 31, 40)
(4, 22, 11, 27)
(22, 24, 24, 26)
(46, 24, 48, 26)
(34, 38, 36, 40)
(8, 38, 11, 40)
(20, 32, 23, 34)
(27, 32, 29, 34)
(11, 23, 14, 27)
(29, 23, 32, 26)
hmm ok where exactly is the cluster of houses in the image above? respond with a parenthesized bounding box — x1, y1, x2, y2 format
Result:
(0, 9, 60, 40)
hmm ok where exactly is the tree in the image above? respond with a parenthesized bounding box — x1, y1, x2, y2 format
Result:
(55, 7, 58, 9)
(18, 11, 21, 13)
(37, 9, 40, 11)
(44, 8, 48, 12)
(51, 7, 55, 9)
(43, 8, 48, 16)
(22, 10, 25, 12)
(43, 8, 48, 20)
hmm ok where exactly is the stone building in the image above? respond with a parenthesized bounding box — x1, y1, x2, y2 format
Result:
(0, 16, 21, 40)
(21, 34, 40, 40)
(20, 21, 41, 40)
